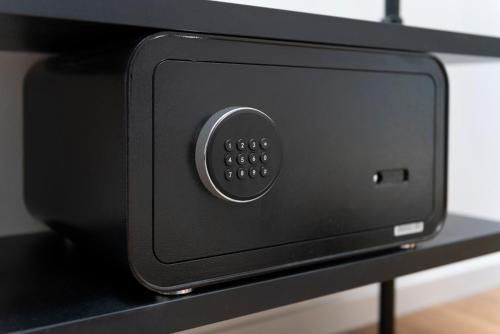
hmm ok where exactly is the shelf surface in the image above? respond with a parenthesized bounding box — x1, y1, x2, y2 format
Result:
(2, 214, 500, 334)
(1, 0, 500, 57)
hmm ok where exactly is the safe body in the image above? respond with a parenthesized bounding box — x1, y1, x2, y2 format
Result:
(24, 33, 447, 293)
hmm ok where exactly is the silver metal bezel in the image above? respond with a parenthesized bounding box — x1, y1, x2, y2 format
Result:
(195, 106, 275, 203)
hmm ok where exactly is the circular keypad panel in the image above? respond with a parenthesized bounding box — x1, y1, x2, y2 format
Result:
(195, 107, 282, 202)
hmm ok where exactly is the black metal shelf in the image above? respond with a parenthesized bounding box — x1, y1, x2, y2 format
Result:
(2, 2, 500, 333)
(2, 214, 500, 334)
(1, 0, 500, 57)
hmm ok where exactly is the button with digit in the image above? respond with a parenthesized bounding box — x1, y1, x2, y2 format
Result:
(248, 153, 257, 164)
(237, 168, 246, 179)
(249, 166, 258, 178)
(237, 154, 246, 165)
(260, 137, 270, 149)
(224, 169, 234, 181)
(260, 152, 269, 164)
(237, 139, 246, 151)
(248, 138, 258, 151)
(260, 166, 269, 177)
(224, 139, 233, 152)
(224, 154, 234, 166)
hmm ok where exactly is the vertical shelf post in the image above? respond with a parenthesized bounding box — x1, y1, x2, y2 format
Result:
(383, 0, 403, 24)
(379, 280, 395, 334)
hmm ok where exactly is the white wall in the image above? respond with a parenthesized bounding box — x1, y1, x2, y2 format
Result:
(446, 59, 500, 221)
(403, 0, 500, 37)
(213, 0, 384, 21)
(402, 0, 500, 221)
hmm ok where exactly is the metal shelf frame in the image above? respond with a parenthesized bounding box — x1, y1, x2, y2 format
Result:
(1, 2, 500, 333)
(2, 215, 500, 334)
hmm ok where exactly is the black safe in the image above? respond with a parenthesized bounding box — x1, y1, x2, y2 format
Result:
(24, 33, 447, 294)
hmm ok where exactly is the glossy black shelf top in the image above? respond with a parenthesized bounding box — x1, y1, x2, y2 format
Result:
(2, 214, 500, 334)
(1, 0, 500, 56)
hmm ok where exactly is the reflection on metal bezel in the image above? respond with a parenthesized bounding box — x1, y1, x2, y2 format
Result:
(195, 106, 275, 203)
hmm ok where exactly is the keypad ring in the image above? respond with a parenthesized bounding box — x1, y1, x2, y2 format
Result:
(195, 106, 281, 203)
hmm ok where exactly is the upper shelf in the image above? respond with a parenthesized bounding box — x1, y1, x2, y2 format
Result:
(2, 0, 500, 57)
(3, 214, 500, 334)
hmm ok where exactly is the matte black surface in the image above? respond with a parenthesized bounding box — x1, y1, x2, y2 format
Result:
(23, 48, 131, 259)
(379, 280, 395, 334)
(24, 33, 447, 293)
(0, 13, 153, 53)
(2, 215, 500, 334)
(153, 52, 443, 270)
(1, 0, 500, 57)
(383, 0, 403, 24)
(140, 34, 447, 291)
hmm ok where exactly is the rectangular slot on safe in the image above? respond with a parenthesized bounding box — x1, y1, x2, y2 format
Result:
(373, 169, 409, 185)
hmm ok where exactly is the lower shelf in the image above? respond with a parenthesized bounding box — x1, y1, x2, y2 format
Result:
(2, 214, 500, 334)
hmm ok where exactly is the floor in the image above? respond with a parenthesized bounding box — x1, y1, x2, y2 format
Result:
(350, 287, 500, 334)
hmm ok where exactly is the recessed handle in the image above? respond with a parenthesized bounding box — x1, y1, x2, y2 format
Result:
(373, 169, 409, 185)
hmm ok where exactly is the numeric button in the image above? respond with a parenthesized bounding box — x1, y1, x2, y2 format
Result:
(224, 139, 233, 152)
(260, 138, 270, 150)
(224, 154, 234, 166)
(237, 168, 247, 179)
(260, 166, 269, 177)
(237, 154, 246, 165)
(237, 139, 246, 151)
(248, 138, 258, 151)
(260, 152, 269, 164)
(224, 169, 234, 181)
(249, 166, 258, 178)
(249, 153, 257, 164)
